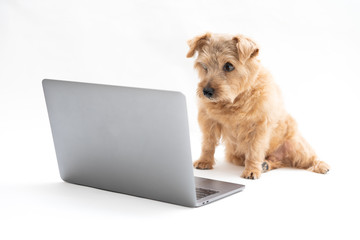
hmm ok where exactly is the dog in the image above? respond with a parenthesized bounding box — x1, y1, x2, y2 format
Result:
(186, 33, 330, 179)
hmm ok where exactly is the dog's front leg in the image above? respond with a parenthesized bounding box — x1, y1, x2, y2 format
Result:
(241, 124, 270, 180)
(193, 110, 221, 170)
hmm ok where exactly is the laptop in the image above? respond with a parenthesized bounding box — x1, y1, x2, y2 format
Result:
(42, 79, 245, 207)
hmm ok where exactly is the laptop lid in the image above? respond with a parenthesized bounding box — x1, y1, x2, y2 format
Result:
(42, 79, 197, 207)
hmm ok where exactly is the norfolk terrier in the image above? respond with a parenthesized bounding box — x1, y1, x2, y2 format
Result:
(187, 33, 330, 179)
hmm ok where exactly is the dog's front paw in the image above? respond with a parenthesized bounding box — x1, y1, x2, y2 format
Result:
(241, 167, 262, 180)
(193, 158, 214, 170)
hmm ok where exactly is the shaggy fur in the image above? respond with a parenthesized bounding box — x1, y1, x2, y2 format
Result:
(187, 33, 330, 179)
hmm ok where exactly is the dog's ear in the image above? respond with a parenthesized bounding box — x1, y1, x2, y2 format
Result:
(233, 35, 259, 64)
(186, 33, 211, 58)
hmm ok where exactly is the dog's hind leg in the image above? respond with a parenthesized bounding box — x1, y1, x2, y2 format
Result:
(225, 142, 245, 166)
(289, 135, 330, 174)
(263, 141, 292, 172)
(227, 153, 246, 166)
(268, 137, 330, 174)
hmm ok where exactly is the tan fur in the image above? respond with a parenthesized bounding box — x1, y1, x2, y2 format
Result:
(187, 33, 330, 179)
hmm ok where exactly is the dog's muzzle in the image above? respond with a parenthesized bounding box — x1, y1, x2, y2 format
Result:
(203, 87, 215, 99)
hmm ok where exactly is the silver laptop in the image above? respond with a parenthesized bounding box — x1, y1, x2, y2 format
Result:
(42, 79, 245, 207)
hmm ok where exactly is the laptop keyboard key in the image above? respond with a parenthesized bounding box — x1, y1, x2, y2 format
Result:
(196, 187, 219, 200)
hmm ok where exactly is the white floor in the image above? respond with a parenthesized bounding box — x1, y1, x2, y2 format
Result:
(1, 1, 360, 239)
(1, 130, 359, 240)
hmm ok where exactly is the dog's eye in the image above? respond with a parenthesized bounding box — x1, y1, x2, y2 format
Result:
(200, 63, 208, 72)
(223, 62, 235, 72)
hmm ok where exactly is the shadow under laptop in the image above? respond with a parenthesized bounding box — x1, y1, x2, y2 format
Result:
(27, 181, 192, 216)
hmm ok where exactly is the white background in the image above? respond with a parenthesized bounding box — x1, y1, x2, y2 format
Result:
(1, 0, 360, 239)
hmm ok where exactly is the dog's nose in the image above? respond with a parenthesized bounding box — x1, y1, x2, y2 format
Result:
(203, 87, 215, 98)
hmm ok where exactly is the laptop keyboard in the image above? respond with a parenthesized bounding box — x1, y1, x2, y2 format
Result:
(196, 187, 219, 200)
